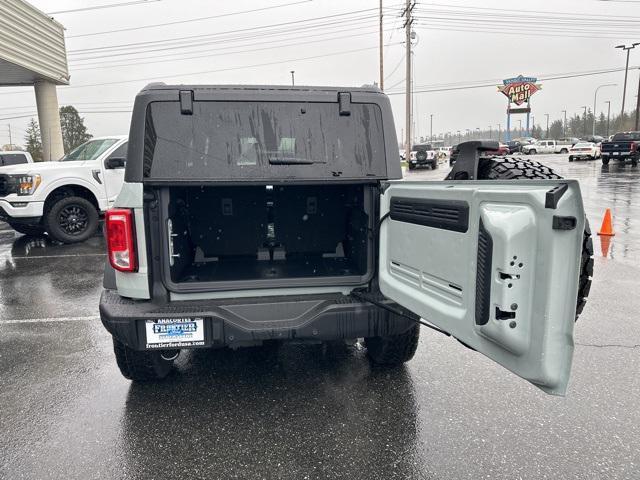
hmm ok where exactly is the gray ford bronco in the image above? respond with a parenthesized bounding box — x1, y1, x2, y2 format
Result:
(100, 84, 593, 395)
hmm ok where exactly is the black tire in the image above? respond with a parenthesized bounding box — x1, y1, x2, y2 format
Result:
(365, 323, 420, 366)
(568, 156, 574, 162)
(113, 338, 174, 381)
(477, 157, 593, 321)
(8, 223, 45, 236)
(45, 195, 99, 243)
(432, 161, 438, 169)
(602, 158, 610, 165)
(408, 163, 415, 170)
(560, 148, 569, 154)
(529, 149, 537, 155)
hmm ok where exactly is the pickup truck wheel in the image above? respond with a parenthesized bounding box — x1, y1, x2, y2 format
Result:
(477, 157, 593, 321)
(568, 156, 574, 162)
(113, 338, 173, 381)
(528, 149, 537, 155)
(560, 148, 569, 154)
(8, 223, 45, 236)
(45, 196, 99, 243)
(408, 163, 415, 170)
(602, 158, 610, 165)
(365, 322, 420, 366)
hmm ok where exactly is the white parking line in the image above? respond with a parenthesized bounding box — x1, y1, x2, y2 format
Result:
(1, 316, 100, 325)
(7, 253, 106, 260)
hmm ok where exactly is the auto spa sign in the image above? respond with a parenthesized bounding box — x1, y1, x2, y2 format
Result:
(498, 75, 542, 105)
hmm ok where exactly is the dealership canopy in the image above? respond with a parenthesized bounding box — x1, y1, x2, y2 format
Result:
(0, 0, 69, 160)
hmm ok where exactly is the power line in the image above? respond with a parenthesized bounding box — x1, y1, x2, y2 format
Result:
(70, 26, 397, 72)
(0, 111, 132, 122)
(66, 7, 401, 55)
(47, 0, 161, 15)
(66, 0, 313, 38)
(68, 16, 382, 64)
(386, 65, 640, 95)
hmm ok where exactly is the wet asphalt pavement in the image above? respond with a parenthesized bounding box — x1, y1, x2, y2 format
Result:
(1, 154, 639, 479)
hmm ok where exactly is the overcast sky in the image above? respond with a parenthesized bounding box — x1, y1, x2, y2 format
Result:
(2, 0, 640, 148)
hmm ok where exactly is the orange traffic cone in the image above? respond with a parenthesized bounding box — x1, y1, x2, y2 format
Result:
(597, 208, 615, 236)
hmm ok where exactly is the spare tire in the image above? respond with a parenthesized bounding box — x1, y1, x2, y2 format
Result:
(475, 157, 593, 320)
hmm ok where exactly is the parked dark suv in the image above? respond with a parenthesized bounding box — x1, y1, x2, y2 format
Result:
(99, 84, 592, 396)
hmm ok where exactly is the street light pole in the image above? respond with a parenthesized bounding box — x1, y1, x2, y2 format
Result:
(429, 113, 433, 141)
(498, 123, 501, 142)
(615, 43, 640, 125)
(562, 110, 567, 137)
(593, 83, 617, 135)
(518, 119, 522, 137)
(488, 125, 492, 139)
(581, 106, 588, 137)
(290, 70, 295, 86)
(605, 100, 612, 137)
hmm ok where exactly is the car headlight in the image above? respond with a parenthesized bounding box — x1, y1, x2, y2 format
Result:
(8, 175, 41, 196)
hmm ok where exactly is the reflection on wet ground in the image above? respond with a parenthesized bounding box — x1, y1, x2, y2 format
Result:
(0, 154, 639, 479)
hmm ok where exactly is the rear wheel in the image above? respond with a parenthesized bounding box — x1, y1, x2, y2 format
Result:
(602, 158, 610, 165)
(560, 148, 569, 154)
(408, 163, 415, 170)
(8, 223, 45, 236)
(529, 149, 537, 155)
(568, 156, 574, 162)
(365, 322, 420, 366)
(476, 157, 593, 320)
(113, 338, 174, 381)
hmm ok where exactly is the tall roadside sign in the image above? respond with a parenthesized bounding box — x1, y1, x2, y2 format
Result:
(498, 75, 542, 141)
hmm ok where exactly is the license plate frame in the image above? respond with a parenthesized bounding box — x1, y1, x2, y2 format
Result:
(145, 317, 205, 349)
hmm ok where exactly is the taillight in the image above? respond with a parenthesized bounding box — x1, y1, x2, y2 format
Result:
(106, 208, 137, 272)
(631, 142, 637, 152)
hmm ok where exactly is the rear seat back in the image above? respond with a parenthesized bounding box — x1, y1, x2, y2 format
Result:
(274, 185, 352, 255)
(186, 187, 267, 257)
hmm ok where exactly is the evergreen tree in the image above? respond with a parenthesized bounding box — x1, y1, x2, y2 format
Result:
(23, 118, 42, 161)
(59, 105, 92, 153)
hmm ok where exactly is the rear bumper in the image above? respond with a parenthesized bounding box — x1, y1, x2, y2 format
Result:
(99, 289, 415, 350)
(602, 152, 636, 159)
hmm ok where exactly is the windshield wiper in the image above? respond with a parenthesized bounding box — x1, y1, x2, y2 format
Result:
(268, 157, 314, 165)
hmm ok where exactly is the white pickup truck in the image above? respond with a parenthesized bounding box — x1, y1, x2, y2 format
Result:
(0, 136, 127, 243)
(521, 139, 572, 155)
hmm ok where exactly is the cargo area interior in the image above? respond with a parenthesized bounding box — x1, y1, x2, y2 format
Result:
(163, 184, 372, 286)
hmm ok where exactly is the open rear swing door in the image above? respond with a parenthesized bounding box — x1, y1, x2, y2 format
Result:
(378, 180, 585, 396)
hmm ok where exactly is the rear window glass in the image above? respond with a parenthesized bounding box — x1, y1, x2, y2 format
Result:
(143, 101, 386, 180)
(612, 132, 640, 141)
(0, 153, 28, 166)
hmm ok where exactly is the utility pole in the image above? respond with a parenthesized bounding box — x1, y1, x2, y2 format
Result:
(605, 100, 611, 137)
(488, 125, 492, 139)
(581, 106, 588, 137)
(7, 124, 12, 147)
(498, 123, 501, 142)
(379, 0, 384, 90)
(562, 110, 567, 137)
(403, 0, 414, 160)
(615, 43, 639, 126)
(290, 70, 295, 86)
